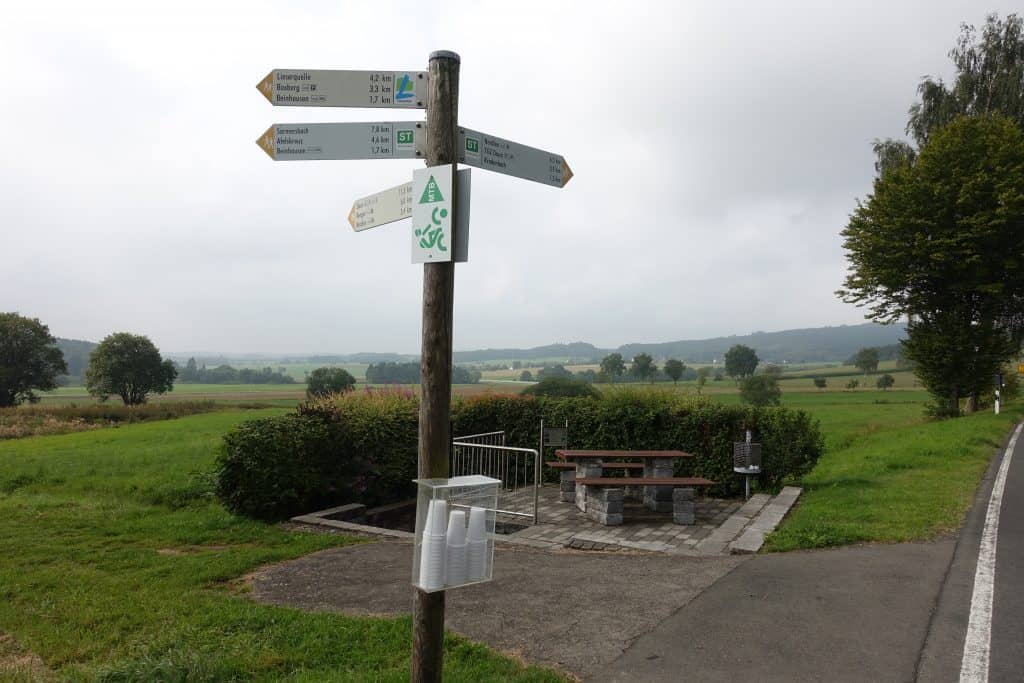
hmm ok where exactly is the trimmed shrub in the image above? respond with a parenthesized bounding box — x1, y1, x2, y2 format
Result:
(216, 389, 824, 520)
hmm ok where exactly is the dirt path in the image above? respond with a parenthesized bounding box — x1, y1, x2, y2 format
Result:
(250, 539, 744, 679)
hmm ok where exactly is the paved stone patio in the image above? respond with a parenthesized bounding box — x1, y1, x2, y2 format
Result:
(502, 484, 742, 553)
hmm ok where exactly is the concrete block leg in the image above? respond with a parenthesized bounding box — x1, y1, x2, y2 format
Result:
(559, 469, 576, 503)
(575, 458, 603, 512)
(673, 487, 696, 525)
(586, 487, 624, 526)
(644, 459, 675, 511)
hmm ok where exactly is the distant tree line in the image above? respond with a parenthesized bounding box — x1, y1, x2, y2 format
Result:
(177, 357, 295, 384)
(365, 361, 481, 384)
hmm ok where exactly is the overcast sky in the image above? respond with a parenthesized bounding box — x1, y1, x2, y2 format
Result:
(1, 1, 1014, 354)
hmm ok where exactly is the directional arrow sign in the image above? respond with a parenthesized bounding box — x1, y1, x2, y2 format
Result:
(348, 181, 414, 232)
(256, 122, 422, 161)
(257, 69, 428, 108)
(458, 127, 573, 188)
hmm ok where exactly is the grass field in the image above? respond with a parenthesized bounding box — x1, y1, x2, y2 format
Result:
(0, 410, 564, 681)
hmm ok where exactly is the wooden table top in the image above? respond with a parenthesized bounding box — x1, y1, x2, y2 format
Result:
(555, 449, 694, 459)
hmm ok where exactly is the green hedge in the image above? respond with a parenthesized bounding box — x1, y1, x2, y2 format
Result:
(216, 389, 823, 520)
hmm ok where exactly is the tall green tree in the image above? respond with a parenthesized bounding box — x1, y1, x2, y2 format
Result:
(838, 115, 1024, 415)
(306, 366, 356, 398)
(630, 353, 656, 383)
(85, 333, 177, 405)
(724, 344, 759, 382)
(663, 358, 685, 384)
(0, 313, 67, 407)
(875, 13, 1024, 172)
(599, 353, 626, 383)
(853, 347, 880, 380)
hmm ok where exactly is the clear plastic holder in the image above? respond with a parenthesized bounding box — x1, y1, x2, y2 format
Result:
(412, 475, 500, 592)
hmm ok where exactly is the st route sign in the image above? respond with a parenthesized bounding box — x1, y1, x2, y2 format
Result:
(257, 69, 428, 108)
(256, 122, 422, 161)
(458, 126, 573, 188)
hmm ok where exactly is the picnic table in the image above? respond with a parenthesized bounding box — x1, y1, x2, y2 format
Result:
(554, 449, 710, 525)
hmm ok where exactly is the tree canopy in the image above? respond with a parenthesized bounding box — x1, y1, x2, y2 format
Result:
(853, 348, 880, 376)
(724, 344, 759, 380)
(663, 358, 685, 384)
(875, 13, 1024, 172)
(599, 353, 625, 381)
(306, 366, 356, 398)
(839, 115, 1024, 414)
(0, 313, 67, 407)
(630, 353, 656, 383)
(85, 333, 176, 405)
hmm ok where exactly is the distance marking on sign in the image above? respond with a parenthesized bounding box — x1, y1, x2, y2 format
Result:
(348, 181, 414, 232)
(256, 122, 422, 161)
(257, 69, 427, 108)
(458, 126, 573, 188)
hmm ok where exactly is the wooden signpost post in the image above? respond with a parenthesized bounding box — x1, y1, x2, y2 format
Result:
(257, 50, 571, 683)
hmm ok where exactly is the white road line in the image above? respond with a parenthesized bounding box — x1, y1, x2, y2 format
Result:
(959, 422, 1023, 683)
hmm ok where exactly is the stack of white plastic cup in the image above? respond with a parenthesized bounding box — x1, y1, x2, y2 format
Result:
(466, 506, 488, 582)
(445, 510, 468, 587)
(418, 499, 448, 590)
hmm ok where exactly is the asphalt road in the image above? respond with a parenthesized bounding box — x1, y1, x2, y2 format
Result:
(605, 420, 1024, 683)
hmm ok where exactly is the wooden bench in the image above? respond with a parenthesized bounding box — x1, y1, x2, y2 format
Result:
(575, 477, 714, 487)
(545, 461, 644, 470)
(546, 462, 645, 502)
(576, 477, 716, 526)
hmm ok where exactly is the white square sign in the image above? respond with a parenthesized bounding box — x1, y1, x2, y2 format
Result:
(412, 165, 454, 263)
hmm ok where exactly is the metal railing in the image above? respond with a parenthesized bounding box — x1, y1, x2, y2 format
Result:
(451, 431, 540, 524)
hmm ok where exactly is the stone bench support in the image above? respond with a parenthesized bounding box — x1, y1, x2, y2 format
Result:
(673, 487, 696, 525)
(644, 458, 675, 512)
(574, 458, 603, 512)
(585, 486, 624, 526)
(559, 468, 576, 502)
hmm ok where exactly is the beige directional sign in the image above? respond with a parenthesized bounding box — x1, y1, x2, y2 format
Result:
(348, 181, 414, 232)
(458, 127, 573, 188)
(256, 122, 422, 161)
(257, 69, 427, 108)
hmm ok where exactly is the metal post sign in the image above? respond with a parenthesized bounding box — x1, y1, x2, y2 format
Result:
(412, 166, 453, 263)
(257, 69, 428, 108)
(256, 122, 422, 161)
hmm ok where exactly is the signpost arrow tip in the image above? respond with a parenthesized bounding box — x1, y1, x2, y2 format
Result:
(562, 160, 574, 187)
(256, 71, 274, 103)
(256, 126, 275, 159)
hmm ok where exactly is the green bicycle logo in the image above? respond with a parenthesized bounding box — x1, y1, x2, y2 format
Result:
(415, 207, 448, 251)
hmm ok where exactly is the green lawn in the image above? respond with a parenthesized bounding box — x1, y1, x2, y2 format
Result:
(0, 410, 564, 681)
(765, 396, 1023, 551)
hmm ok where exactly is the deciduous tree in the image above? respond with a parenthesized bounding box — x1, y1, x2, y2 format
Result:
(839, 115, 1024, 415)
(663, 358, 685, 384)
(630, 353, 655, 383)
(306, 366, 356, 398)
(85, 333, 176, 405)
(600, 353, 625, 383)
(724, 345, 759, 382)
(854, 348, 880, 380)
(0, 313, 67, 407)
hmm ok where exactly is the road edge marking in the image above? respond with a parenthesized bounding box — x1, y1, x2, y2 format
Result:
(959, 421, 1023, 682)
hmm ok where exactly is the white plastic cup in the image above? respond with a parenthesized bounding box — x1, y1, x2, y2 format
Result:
(419, 500, 449, 590)
(446, 510, 468, 586)
(467, 506, 488, 582)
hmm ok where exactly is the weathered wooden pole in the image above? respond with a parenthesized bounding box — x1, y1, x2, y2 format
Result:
(412, 49, 459, 683)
